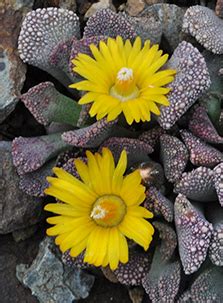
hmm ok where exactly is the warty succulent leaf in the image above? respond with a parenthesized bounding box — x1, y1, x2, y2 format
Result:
(12, 133, 71, 175)
(158, 41, 210, 129)
(144, 186, 174, 222)
(18, 7, 80, 86)
(189, 106, 223, 144)
(180, 130, 223, 168)
(174, 194, 213, 274)
(183, 5, 223, 54)
(142, 246, 181, 303)
(160, 134, 189, 183)
(174, 167, 217, 202)
(21, 82, 81, 126)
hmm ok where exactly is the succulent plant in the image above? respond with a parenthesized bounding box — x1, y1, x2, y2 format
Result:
(9, 3, 223, 302)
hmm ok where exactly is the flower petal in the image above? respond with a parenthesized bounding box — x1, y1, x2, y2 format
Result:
(119, 215, 154, 250)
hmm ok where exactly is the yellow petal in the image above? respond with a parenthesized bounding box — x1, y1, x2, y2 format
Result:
(127, 206, 153, 219)
(88, 227, 109, 266)
(59, 219, 94, 252)
(44, 203, 88, 216)
(74, 158, 90, 185)
(118, 233, 129, 264)
(99, 147, 115, 193)
(127, 36, 142, 66)
(112, 150, 127, 193)
(86, 150, 104, 195)
(119, 215, 154, 250)
(122, 103, 134, 125)
(78, 92, 98, 105)
(84, 227, 109, 266)
(120, 170, 142, 199)
(70, 237, 88, 257)
(108, 227, 120, 270)
(47, 176, 97, 205)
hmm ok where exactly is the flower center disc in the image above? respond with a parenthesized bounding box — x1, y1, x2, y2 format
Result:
(110, 67, 139, 102)
(90, 195, 126, 227)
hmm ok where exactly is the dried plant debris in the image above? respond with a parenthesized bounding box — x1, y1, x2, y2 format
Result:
(213, 163, 223, 207)
(208, 205, 223, 266)
(12, 133, 70, 175)
(142, 246, 181, 303)
(21, 82, 81, 126)
(0, 141, 42, 234)
(174, 167, 217, 202)
(180, 130, 223, 168)
(62, 118, 117, 148)
(128, 287, 144, 303)
(158, 41, 210, 129)
(145, 0, 166, 4)
(144, 186, 173, 222)
(160, 134, 188, 183)
(19, 160, 55, 197)
(183, 5, 223, 54)
(100, 137, 153, 165)
(153, 221, 177, 262)
(83, 9, 136, 39)
(0, 7, 26, 122)
(137, 161, 164, 188)
(125, 0, 146, 16)
(101, 266, 119, 283)
(190, 266, 223, 302)
(189, 106, 223, 144)
(113, 251, 150, 286)
(174, 194, 213, 274)
(18, 7, 80, 85)
(216, 0, 223, 18)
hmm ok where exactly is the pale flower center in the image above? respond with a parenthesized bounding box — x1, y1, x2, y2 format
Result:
(90, 205, 108, 219)
(117, 67, 133, 81)
(110, 67, 140, 102)
(90, 195, 126, 227)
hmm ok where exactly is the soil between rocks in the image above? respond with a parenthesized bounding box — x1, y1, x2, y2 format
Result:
(0, 222, 136, 303)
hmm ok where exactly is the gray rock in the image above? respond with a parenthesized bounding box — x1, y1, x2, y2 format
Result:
(16, 237, 95, 303)
(0, 7, 26, 123)
(124, 4, 184, 48)
(0, 141, 42, 234)
(13, 0, 34, 10)
(123, 8, 162, 44)
(153, 4, 185, 50)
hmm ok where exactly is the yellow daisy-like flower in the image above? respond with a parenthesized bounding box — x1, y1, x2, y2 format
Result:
(44, 148, 154, 270)
(70, 36, 176, 125)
